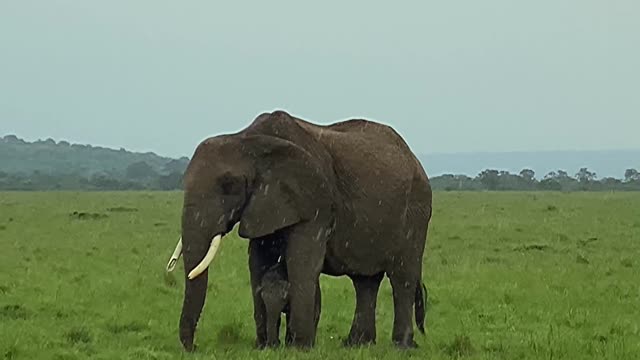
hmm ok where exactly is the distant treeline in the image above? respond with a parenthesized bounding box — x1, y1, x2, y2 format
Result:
(2, 166, 639, 191)
(431, 168, 640, 192)
(0, 167, 184, 191)
(1, 135, 639, 191)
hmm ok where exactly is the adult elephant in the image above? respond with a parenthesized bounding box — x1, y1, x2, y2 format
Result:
(166, 110, 432, 351)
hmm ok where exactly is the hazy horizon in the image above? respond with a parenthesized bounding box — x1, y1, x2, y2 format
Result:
(1, 1, 639, 159)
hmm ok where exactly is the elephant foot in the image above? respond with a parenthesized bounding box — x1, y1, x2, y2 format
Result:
(393, 338, 418, 350)
(342, 332, 376, 347)
(284, 336, 314, 351)
(181, 342, 196, 352)
(265, 339, 281, 348)
(254, 338, 268, 350)
(179, 331, 196, 352)
(285, 343, 313, 352)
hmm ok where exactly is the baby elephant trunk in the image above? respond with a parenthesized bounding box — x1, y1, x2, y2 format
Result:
(266, 306, 284, 346)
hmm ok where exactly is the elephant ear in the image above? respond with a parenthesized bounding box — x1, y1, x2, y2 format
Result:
(238, 135, 331, 239)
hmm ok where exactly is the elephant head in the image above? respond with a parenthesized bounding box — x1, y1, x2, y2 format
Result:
(166, 128, 334, 351)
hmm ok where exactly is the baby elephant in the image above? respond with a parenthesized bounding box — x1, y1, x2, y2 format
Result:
(257, 262, 321, 347)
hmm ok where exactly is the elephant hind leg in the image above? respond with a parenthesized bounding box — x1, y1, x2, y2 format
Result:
(343, 272, 384, 347)
(387, 262, 421, 349)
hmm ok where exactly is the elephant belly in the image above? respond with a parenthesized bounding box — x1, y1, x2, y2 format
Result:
(322, 212, 406, 277)
(321, 256, 349, 277)
(322, 244, 379, 277)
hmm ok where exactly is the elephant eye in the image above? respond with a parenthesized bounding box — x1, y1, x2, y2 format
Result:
(219, 173, 243, 195)
(221, 180, 236, 195)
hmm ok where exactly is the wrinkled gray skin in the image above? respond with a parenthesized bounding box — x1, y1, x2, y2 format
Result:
(177, 110, 432, 351)
(257, 262, 321, 347)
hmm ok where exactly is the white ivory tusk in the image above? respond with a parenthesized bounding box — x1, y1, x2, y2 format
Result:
(166, 237, 183, 272)
(187, 234, 223, 280)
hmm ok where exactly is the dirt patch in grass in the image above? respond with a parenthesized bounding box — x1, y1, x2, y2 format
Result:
(0, 304, 28, 320)
(106, 206, 138, 213)
(69, 211, 108, 220)
(514, 244, 552, 252)
(65, 327, 92, 345)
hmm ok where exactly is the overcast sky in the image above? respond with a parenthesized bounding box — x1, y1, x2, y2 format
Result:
(1, 1, 638, 158)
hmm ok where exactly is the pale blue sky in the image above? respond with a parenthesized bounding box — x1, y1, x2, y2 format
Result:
(1, 1, 638, 158)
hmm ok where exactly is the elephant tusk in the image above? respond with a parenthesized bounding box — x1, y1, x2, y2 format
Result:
(166, 237, 183, 272)
(188, 234, 223, 280)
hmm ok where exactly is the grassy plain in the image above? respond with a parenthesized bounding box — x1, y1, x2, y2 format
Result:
(0, 191, 639, 359)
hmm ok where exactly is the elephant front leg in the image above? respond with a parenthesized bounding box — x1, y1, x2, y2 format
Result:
(285, 274, 321, 348)
(248, 238, 281, 349)
(344, 273, 384, 347)
(284, 226, 326, 349)
(285, 280, 321, 346)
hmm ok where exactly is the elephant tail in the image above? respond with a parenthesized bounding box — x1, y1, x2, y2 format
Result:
(414, 280, 428, 334)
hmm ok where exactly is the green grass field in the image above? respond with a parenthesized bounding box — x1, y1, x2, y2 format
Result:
(1, 191, 639, 359)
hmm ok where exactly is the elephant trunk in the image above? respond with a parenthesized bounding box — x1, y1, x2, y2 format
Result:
(265, 310, 281, 347)
(179, 272, 207, 351)
(178, 234, 214, 351)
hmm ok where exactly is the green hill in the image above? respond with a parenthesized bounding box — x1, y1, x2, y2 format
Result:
(0, 135, 189, 190)
(0, 135, 189, 178)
